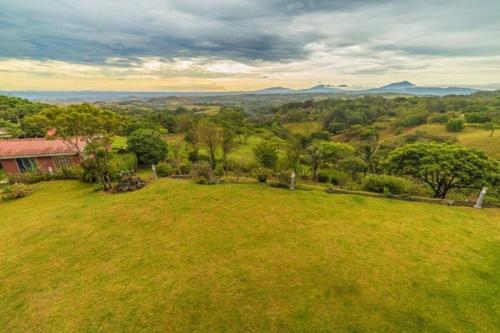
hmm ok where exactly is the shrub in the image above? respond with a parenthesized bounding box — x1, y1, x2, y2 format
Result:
(254, 141, 279, 169)
(127, 128, 168, 165)
(1, 183, 33, 200)
(428, 113, 449, 124)
(317, 169, 332, 183)
(191, 161, 215, 184)
(108, 153, 137, 180)
(214, 164, 225, 177)
(337, 157, 367, 175)
(329, 170, 351, 186)
(446, 118, 465, 132)
(156, 162, 174, 177)
(273, 169, 293, 188)
(362, 174, 413, 195)
(82, 152, 137, 183)
(52, 166, 83, 180)
(8, 172, 44, 184)
(253, 167, 271, 183)
(177, 163, 191, 175)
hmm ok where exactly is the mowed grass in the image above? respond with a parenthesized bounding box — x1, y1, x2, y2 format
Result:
(0, 179, 499, 332)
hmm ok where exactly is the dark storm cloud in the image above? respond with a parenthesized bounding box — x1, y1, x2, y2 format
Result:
(0, 0, 499, 68)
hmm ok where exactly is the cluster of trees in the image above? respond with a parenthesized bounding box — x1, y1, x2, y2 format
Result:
(1, 94, 499, 199)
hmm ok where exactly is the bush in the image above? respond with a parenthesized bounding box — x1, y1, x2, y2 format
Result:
(317, 169, 332, 183)
(127, 129, 168, 165)
(52, 166, 83, 180)
(82, 152, 137, 183)
(273, 169, 293, 188)
(329, 170, 351, 186)
(446, 118, 465, 132)
(177, 163, 191, 175)
(337, 157, 367, 175)
(8, 172, 44, 184)
(214, 164, 225, 177)
(362, 174, 413, 195)
(428, 113, 449, 124)
(254, 141, 279, 169)
(317, 169, 351, 186)
(191, 161, 215, 184)
(253, 167, 271, 183)
(1, 183, 33, 200)
(156, 162, 174, 177)
(108, 153, 137, 180)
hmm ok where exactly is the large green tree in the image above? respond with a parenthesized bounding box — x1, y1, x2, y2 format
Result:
(50, 104, 123, 190)
(253, 141, 279, 170)
(307, 142, 354, 180)
(384, 142, 499, 198)
(127, 129, 168, 165)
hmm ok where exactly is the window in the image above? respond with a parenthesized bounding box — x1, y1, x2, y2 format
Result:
(53, 156, 72, 170)
(16, 157, 37, 173)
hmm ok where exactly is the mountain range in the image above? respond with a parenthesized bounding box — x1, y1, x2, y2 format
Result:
(249, 81, 478, 96)
(1, 81, 483, 101)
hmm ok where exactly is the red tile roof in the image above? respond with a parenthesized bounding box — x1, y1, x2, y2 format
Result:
(0, 138, 86, 159)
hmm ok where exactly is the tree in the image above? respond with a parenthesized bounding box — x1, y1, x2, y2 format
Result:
(356, 141, 379, 174)
(49, 104, 123, 190)
(220, 126, 236, 164)
(483, 114, 499, 137)
(446, 118, 465, 132)
(306, 142, 354, 179)
(127, 129, 168, 165)
(0, 119, 24, 138)
(253, 141, 279, 169)
(196, 120, 221, 169)
(338, 157, 368, 177)
(21, 113, 50, 137)
(48, 104, 123, 153)
(384, 142, 499, 198)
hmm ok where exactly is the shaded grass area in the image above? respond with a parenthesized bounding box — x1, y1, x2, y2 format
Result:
(0, 179, 499, 332)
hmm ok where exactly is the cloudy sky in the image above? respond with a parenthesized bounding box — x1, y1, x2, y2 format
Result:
(1, 0, 499, 91)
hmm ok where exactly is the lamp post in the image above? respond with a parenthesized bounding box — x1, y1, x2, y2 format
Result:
(474, 187, 488, 209)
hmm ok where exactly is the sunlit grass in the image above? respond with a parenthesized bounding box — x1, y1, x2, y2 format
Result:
(386, 124, 500, 158)
(0, 179, 499, 332)
(284, 121, 322, 135)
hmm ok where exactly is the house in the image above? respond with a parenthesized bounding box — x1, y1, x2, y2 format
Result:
(0, 138, 86, 174)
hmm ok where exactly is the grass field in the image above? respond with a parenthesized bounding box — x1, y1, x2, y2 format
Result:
(284, 121, 323, 135)
(1, 179, 499, 332)
(388, 124, 500, 158)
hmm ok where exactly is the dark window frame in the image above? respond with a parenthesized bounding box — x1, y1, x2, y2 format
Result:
(16, 157, 38, 173)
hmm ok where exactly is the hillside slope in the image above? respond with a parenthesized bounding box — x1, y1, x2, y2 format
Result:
(0, 179, 499, 332)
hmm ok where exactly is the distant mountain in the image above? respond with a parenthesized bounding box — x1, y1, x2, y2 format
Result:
(1, 82, 482, 101)
(379, 81, 416, 90)
(250, 87, 294, 94)
(297, 85, 343, 94)
(363, 81, 478, 96)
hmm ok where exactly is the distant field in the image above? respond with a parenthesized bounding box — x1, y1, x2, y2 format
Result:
(1, 179, 499, 332)
(284, 121, 322, 135)
(387, 124, 500, 158)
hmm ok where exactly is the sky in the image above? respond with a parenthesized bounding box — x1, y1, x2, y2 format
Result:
(0, 0, 499, 91)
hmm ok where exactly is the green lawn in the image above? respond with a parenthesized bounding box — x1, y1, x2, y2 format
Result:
(0, 179, 499, 332)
